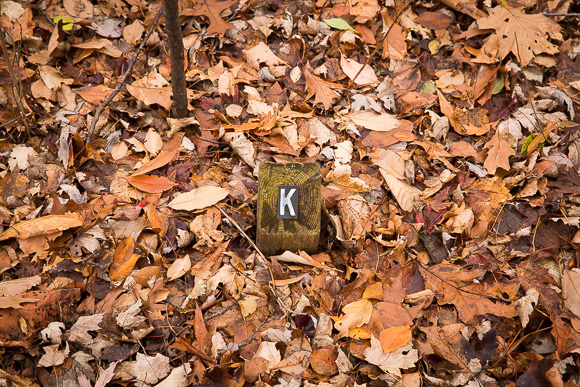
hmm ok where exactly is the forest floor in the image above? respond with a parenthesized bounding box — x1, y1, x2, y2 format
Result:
(0, 0, 580, 385)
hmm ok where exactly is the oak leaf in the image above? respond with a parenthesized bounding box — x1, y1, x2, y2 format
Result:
(188, 0, 238, 36)
(477, 6, 562, 66)
(484, 131, 515, 175)
(304, 70, 340, 110)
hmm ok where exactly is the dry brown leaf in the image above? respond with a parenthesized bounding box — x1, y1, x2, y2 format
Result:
(304, 69, 340, 110)
(270, 250, 331, 269)
(131, 134, 183, 176)
(340, 56, 379, 86)
(0, 294, 37, 309)
(38, 343, 70, 367)
(109, 237, 137, 281)
(170, 186, 230, 211)
(349, 111, 400, 132)
(484, 131, 515, 175)
(144, 129, 163, 155)
(477, 6, 562, 66)
(186, 0, 238, 36)
(131, 353, 171, 384)
(379, 169, 421, 213)
(0, 276, 41, 296)
(243, 42, 287, 70)
(334, 299, 373, 337)
(123, 20, 144, 45)
(0, 213, 84, 241)
(68, 314, 104, 345)
(76, 85, 114, 105)
(126, 85, 173, 111)
(364, 336, 418, 377)
(167, 256, 192, 280)
(563, 269, 580, 319)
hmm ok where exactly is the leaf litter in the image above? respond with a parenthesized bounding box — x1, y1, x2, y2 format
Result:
(0, 0, 579, 385)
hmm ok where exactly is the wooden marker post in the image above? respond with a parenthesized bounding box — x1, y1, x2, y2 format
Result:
(257, 162, 321, 256)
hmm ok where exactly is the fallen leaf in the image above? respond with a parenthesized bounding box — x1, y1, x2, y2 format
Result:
(270, 250, 331, 269)
(0, 214, 84, 241)
(131, 135, 182, 176)
(38, 343, 70, 367)
(144, 129, 164, 155)
(167, 256, 192, 280)
(0, 276, 41, 296)
(169, 186, 230, 211)
(364, 336, 418, 377)
(484, 131, 515, 175)
(340, 55, 379, 86)
(305, 69, 340, 110)
(125, 175, 177, 193)
(477, 6, 562, 66)
(379, 169, 421, 212)
(131, 353, 171, 384)
(243, 42, 287, 70)
(123, 20, 144, 44)
(126, 84, 173, 111)
(334, 299, 373, 337)
(379, 325, 412, 353)
(310, 348, 338, 376)
(67, 314, 104, 345)
(0, 294, 37, 309)
(186, 0, 238, 36)
(349, 111, 400, 131)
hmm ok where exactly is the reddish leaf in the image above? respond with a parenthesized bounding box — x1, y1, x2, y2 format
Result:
(125, 175, 177, 193)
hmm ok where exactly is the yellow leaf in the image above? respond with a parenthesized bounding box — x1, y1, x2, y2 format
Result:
(334, 299, 373, 337)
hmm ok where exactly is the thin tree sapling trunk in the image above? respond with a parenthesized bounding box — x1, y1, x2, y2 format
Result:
(164, 0, 188, 118)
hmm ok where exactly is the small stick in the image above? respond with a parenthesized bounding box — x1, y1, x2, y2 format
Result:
(543, 12, 580, 17)
(86, 5, 165, 142)
(0, 27, 31, 137)
(347, 1, 411, 88)
(216, 205, 301, 316)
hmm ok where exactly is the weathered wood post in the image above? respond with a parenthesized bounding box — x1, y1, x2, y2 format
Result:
(257, 162, 321, 256)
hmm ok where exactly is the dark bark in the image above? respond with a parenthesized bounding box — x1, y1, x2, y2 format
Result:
(164, 0, 188, 118)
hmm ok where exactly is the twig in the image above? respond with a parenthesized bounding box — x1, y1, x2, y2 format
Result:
(216, 205, 301, 316)
(86, 4, 165, 142)
(0, 112, 33, 130)
(347, 1, 411, 88)
(0, 26, 31, 137)
(543, 12, 580, 17)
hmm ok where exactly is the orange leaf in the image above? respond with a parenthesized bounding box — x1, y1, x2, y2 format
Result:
(305, 69, 340, 110)
(0, 213, 84, 241)
(379, 325, 412, 353)
(125, 175, 177, 193)
(131, 134, 183, 176)
(185, 0, 238, 36)
(109, 237, 137, 281)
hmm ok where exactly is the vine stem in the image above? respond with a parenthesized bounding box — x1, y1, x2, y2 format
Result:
(86, 4, 165, 142)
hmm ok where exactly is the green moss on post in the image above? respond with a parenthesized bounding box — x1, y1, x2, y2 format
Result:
(257, 162, 321, 256)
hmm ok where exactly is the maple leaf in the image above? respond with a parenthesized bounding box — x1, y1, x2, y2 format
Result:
(188, 0, 238, 36)
(334, 299, 373, 337)
(484, 131, 515, 175)
(477, 6, 562, 66)
(304, 70, 340, 110)
(364, 336, 418, 377)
